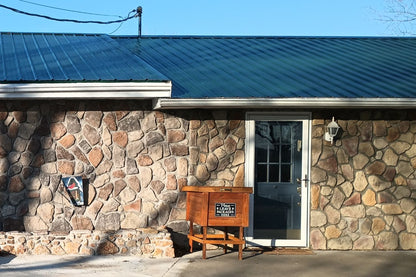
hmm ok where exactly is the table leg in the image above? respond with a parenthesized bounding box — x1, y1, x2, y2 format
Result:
(238, 227, 243, 260)
(189, 220, 194, 253)
(223, 227, 228, 254)
(202, 226, 207, 259)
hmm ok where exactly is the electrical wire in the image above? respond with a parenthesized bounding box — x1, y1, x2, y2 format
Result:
(0, 4, 137, 24)
(16, 0, 122, 18)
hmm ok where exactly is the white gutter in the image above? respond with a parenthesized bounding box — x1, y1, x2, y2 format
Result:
(153, 97, 416, 109)
(0, 82, 171, 99)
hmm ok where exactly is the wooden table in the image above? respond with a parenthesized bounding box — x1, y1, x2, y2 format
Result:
(182, 186, 253, 260)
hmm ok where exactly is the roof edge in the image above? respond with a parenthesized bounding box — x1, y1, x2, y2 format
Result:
(0, 82, 171, 99)
(153, 98, 416, 110)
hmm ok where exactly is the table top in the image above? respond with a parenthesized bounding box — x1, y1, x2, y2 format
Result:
(182, 186, 253, 193)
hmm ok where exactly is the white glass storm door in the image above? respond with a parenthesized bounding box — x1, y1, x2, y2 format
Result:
(245, 113, 310, 247)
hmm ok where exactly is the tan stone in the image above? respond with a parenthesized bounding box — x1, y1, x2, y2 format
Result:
(195, 164, 210, 182)
(353, 236, 374, 250)
(167, 130, 185, 143)
(383, 148, 398, 166)
(391, 141, 411, 155)
(328, 236, 352, 250)
(325, 225, 341, 239)
(50, 122, 67, 139)
(137, 154, 153, 166)
(311, 185, 320, 209)
(324, 204, 340, 224)
(33, 245, 51, 255)
(365, 161, 386, 175)
(399, 233, 416, 250)
(57, 160, 74, 175)
(121, 212, 147, 229)
(373, 121, 386, 136)
(376, 232, 398, 250)
(139, 167, 152, 187)
(373, 138, 388, 149)
(113, 131, 128, 148)
(311, 210, 327, 227)
(368, 175, 391, 192)
(362, 189, 376, 206)
(340, 205, 365, 218)
(72, 216, 93, 230)
(124, 199, 141, 212)
(353, 171, 368, 191)
(371, 217, 385, 234)
(38, 203, 54, 223)
(24, 216, 48, 232)
(341, 164, 354, 181)
(330, 188, 345, 209)
(310, 229, 326, 250)
(103, 113, 117, 131)
(381, 203, 403, 215)
(311, 167, 327, 183)
(233, 165, 244, 187)
(400, 198, 416, 213)
(88, 147, 103, 168)
(59, 134, 75, 148)
(352, 153, 369, 170)
(344, 192, 361, 206)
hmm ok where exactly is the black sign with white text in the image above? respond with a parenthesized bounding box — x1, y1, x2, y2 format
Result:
(215, 203, 236, 217)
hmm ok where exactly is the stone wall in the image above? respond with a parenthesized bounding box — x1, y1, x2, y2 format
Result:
(0, 101, 244, 255)
(311, 111, 416, 250)
(0, 228, 174, 257)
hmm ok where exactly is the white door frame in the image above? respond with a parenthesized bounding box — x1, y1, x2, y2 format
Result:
(245, 112, 311, 247)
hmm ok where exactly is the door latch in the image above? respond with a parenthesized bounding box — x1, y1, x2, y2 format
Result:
(296, 175, 309, 187)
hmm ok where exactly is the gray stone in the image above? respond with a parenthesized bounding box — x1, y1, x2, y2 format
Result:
(352, 153, 369, 170)
(126, 141, 145, 158)
(84, 111, 103, 128)
(165, 118, 181, 129)
(126, 158, 139, 174)
(368, 175, 391, 192)
(95, 213, 120, 231)
(18, 123, 36, 139)
(383, 148, 398, 166)
(121, 212, 147, 229)
(400, 198, 416, 213)
(113, 145, 125, 168)
(66, 114, 81, 133)
(397, 161, 414, 178)
(83, 125, 101, 146)
(146, 132, 164, 146)
(330, 188, 345, 210)
(328, 236, 352, 250)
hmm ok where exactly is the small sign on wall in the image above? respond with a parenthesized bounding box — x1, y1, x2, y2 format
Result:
(62, 176, 84, 206)
(215, 203, 236, 217)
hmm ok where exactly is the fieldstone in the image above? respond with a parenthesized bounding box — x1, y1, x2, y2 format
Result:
(124, 199, 141, 212)
(8, 175, 24, 192)
(113, 131, 128, 148)
(151, 180, 165, 194)
(325, 205, 341, 225)
(72, 146, 89, 164)
(378, 191, 394, 203)
(310, 229, 326, 249)
(84, 111, 103, 128)
(352, 154, 369, 170)
(195, 164, 210, 182)
(85, 200, 103, 219)
(50, 122, 67, 139)
(397, 161, 414, 178)
(197, 136, 209, 152)
(164, 157, 177, 172)
(328, 236, 352, 250)
(170, 144, 189, 156)
(311, 167, 326, 183)
(115, 111, 129, 121)
(383, 167, 396, 181)
(57, 146, 74, 160)
(233, 165, 244, 187)
(96, 213, 120, 231)
(126, 175, 140, 193)
(373, 138, 388, 150)
(325, 225, 342, 239)
(344, 192, 361, 206)
(167, 130, 185, 143)
(382, 204, 403, 215)
(148, 144, 163, 161)
(217, 169, 234, 181)
(392, 216, 406, 232)
(166, 174, 177, 190)
(94, 173, 110, 188)
(400, 198, 416, 213)
(140, 188, 158, 202)
(40, 187, 53, 203)
(311, 210, 327, 227)
(371, 217, 386, 235)
(341, 181, 353, 198)
(353, 236, 374, 250)
(38, 202, 54, 223)
(24, 216, 48, 232)
(386, 126, 400, 142)
(113, 145, 125, 168)
(33, 245, 51, 255)
(103, 113, 117, 131)
(399, 233, 416, 250)
(339, 165, 353, 182)
(83, 124, 100, 146)
(97, 240, 119, 255)
(178, 158, 188, 176)
(406, 216, 416, 233)
(121, 212, 147, 229)
(114, 179, 127, 197)
(59, 134, 75, 149)
(98, 183, 113, 200)
(66, 114, 81, 133)
(368, 175, 391, 192)
(317, 156, 337, 173)
(394, 186, 411, 199)
(383, 148, 398, 166)
(71, 216, 93, 230)
(143, 201, 158, 219)
(152, 162, 166, 180)
(362, 189, 376, 206)
(139, 167, 152, 188)
(391, 141, 411, 155)
(209, 136, 224, 152)
(365, 161, 386, 176)
(340, 205, 365, 218)
(330, 188, 345, 210)
(58, 161, 75, 175)
(224, 137, 237, 154)
(146, 132, 164, 146)
(373, 121, 386, 136)
(376, 232, 398, 250)
(119, 187, 136, 203)
(342, 137, 358, 157)
(136, 155, 153, 168)
(86, 147, 103, 168)
(165, 118, 181, 129)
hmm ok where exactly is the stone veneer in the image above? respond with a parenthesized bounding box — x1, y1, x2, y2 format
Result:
(311, 111, 416, 250)
(0, 101, 244, 256)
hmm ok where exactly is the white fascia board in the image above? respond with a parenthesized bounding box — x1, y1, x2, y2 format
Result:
(0, 82, 171, 99)
(153, 97, 416, 109)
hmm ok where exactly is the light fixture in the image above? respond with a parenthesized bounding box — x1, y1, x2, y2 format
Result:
(324, 117, 340, 145)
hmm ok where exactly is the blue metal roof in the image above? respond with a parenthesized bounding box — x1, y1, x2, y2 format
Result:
(0, 32, 167, 82)
(115, 36, 416, 99)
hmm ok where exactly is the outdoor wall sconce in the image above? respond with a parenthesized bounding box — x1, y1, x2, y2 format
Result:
(324, 117, 340, 145)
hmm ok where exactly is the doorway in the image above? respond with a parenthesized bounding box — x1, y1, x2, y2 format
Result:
(245, 113, 310, 247)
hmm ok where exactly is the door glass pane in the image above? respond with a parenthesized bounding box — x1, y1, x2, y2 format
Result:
(254, 120, 303, 240)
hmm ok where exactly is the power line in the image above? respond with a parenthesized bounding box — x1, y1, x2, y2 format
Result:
(0, 4, 137, 24)
(16, 0, 122, 18)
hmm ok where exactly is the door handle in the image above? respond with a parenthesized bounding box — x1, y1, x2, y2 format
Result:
(296, 175, 309, 187)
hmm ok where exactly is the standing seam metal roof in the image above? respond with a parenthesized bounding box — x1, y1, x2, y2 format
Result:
(114, 36, 416, 99)
(0, 32, 168, 82)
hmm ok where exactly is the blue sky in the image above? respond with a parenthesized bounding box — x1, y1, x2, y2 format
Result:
(0, 0, 400, 36)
